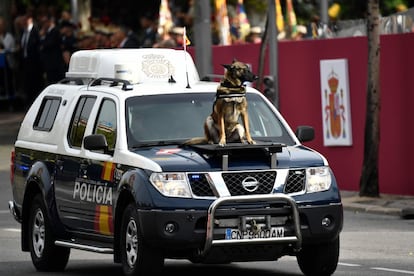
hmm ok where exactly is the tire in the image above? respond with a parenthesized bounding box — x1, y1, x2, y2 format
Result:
(28, 194, 70, 271)
(120, 204, 164, 276)
(296, 236, 340, 276)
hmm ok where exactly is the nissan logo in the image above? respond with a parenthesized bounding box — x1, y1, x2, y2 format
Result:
(242, 176, 260, 192)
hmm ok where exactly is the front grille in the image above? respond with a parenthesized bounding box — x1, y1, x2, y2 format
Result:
(222, 171, 276, 196)
(284, 169, 306, 194)
(188, 173, 215, 196)
(188, 169, 305, 197)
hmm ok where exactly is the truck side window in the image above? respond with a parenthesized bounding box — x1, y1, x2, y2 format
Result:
(33, 96, 61, 131)
(68, 96, 96, 148)
(94, 99, 117, 151)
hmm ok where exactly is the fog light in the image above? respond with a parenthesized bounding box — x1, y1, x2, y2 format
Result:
(321, 217, 331, 227)
(165, 222, 177, 233)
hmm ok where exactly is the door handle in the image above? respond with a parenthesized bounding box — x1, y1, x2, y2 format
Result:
(80, 160, 89, 178)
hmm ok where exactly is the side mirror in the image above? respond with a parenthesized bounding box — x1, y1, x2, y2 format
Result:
(295, 126, 314, 142)
(83, 134, 110, 153)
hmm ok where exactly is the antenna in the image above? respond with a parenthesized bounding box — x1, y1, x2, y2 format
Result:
(183, 27, 191, 88)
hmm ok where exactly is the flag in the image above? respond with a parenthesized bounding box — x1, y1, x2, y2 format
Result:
(183, 26, 191, 88)
(275, 0, 284, 33)
(286, 0, 297, 37)
(183, 26, 191, 47)
(158, 0, 173, 38)
(214, 0, 232, 45)
(236, 0, 250, 40)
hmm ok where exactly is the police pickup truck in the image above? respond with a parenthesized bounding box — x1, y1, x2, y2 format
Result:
(9, 48, 343, 276)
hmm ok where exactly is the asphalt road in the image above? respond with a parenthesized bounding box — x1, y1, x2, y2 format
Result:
(1, 206, 413, 276)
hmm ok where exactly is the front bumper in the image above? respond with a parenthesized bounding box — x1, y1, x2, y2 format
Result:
(137, 194, 343, 260)
(299, 202, 343, 244)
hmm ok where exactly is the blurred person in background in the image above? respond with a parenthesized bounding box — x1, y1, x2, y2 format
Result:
(153, 26, 177, 48)
(39, 13, 65, 84)
(116, 25, 140, 48)
(137, 13, 158, 48)
(20, 13, 44, 108)
(245, 26, 262, 43)
(59, 20, 77, 72)
(0, 16, 16, 98)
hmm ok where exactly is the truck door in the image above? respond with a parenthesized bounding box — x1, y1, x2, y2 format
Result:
(76, 98, 118, 236)
(55, 95, 96, 230)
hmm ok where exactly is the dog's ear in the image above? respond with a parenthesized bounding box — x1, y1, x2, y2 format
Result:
(222, 64, 232, 70)
(232, 58, 238, 63)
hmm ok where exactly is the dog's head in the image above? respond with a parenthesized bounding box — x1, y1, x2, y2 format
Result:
(222, 59, 258, 87)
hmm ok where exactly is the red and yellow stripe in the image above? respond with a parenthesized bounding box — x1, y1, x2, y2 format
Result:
(101, 161, 115, 181)
(94, 205, 113, 235)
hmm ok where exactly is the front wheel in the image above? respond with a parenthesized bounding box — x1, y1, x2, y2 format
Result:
(120, 204, 164, 276)
(28, 194, 70, 271)
(296, 236, 340, 276)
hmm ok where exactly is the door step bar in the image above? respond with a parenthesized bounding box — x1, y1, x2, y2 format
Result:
(55, 240, 113, 254)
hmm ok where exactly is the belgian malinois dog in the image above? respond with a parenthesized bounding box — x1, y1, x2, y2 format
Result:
(207, 59, 257, 146)
(185, 59, 257, 146)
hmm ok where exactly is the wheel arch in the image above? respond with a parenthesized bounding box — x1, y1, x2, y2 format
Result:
(21, 161, 58, 251)
(21, 179, 43, 251)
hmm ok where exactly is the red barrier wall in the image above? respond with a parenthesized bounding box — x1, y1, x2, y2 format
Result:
(190, 33, 414, 195)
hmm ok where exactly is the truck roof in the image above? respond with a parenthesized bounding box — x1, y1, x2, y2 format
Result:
(66, 48, 200, 86)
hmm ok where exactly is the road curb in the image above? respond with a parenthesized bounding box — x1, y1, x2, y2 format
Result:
(343, 203, 402, 217)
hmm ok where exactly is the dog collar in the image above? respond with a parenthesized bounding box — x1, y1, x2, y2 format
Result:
(220, 80, 244, 89)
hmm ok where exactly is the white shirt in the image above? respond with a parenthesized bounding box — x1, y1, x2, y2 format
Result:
(0, 32, 15, 52)
(0, 32, 16, 68)
(21, 22, 33, 58)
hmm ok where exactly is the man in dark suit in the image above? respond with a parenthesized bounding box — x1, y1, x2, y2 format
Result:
(137, 13, 158, 48)
(117, 25, 140, 48)
(39, 13, 65, 85)
(21, 13, 44, 108)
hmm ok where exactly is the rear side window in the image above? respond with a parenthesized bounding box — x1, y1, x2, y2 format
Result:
(33, 97, 61, 131)
(68, 96, 96, 148)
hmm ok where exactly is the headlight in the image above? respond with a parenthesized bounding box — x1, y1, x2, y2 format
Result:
(150, 173, 192, 198)
(306, 167, 332, 193)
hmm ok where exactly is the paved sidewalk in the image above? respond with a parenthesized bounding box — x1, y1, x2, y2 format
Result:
(341, 190, 414, 219)
(0, 111, 25, 125)
(1, 111, 413, 219)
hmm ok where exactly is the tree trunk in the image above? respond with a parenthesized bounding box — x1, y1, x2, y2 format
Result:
(359, 0, 380, 197)
(256, 15, 269, 91)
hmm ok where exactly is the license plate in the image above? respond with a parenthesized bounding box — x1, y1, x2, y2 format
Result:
(225, 227, 284, 240)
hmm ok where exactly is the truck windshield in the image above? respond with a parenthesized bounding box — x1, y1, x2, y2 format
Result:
(125, 92, 294, 147)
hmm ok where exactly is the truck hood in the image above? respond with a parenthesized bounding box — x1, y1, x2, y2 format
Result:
(131, 143, 326, 172)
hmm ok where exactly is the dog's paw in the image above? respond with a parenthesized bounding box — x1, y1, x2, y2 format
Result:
(218, 141, 226, 147)
(247, 139, 256, 145)
(219, 139, 226, 146)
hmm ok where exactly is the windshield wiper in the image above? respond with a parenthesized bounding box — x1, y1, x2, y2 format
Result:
(130, 140, 184, 149)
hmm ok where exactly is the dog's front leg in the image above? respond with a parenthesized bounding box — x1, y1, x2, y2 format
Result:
(218, 115, 227, 146)
(241, 110, 255, 144)
(205, 116, 221, 144)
